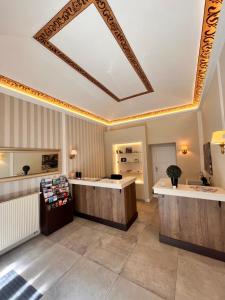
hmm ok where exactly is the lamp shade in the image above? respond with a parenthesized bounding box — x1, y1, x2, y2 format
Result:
(71, 149, 77, 156)
(211, 131, 225, 144)
(181, 145, 188, 154)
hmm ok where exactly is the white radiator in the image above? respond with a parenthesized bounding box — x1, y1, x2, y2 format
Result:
(0, 193, 40, 255)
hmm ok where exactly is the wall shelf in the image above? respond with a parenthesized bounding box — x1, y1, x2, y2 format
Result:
(112, 143, 144, 186)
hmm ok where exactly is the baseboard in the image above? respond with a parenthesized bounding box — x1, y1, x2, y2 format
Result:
(159, 234, 225, 262)
(0, 231, 40, 256)
(75, 212, 138, 231)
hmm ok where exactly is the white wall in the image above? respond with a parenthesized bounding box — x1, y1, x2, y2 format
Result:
(146, 111, 201, 184)
(104, 126, 150, 201)
(199, 42, 225, 188)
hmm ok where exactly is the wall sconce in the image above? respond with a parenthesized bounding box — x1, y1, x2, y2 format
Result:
(0, 153, 4, 161)
(211, 130, 225, 154)
(70, 149, 77, 159)
(181, 145, 188, 155)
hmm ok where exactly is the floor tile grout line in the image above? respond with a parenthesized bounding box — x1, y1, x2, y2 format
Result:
(104, 273, 120, 300)
(174, 251, 180, 300)
(40, 247, 83, 297)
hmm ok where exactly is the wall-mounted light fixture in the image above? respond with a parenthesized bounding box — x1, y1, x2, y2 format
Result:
(70, 149, 77, 159)
(181, 145, 188, 155)
(211, 130, 225, 154)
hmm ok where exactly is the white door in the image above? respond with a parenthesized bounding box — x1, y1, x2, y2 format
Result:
(151, 143, 177, 184)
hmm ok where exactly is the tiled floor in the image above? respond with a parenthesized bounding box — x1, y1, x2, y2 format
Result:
(1, 199, 225, 299)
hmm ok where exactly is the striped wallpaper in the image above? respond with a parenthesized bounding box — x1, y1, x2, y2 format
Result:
(0, 92, 106, 198)
(66, 115, 105, 178)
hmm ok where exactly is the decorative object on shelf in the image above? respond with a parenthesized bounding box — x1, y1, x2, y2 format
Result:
(203, 142, 213, 175)
(211, 130, 225, 154)
(166, 165, 182, 188)
(121, 158, 127, 162)
(70, 149, 77, 159)
(126, 147, 132, 153)
(181, 145, 188, 155)
(22, 165, 30, 176)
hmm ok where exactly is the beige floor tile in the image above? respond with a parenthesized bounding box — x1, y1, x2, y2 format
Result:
(84, 233, 137, 273)
(138, 225, 177, 254)
(175, 250, 225, 300)
(47, 220, 82, 243)
(59, 225, 104, 255)
(178, 249, 225, 275)
(85, 246, 128, 273)
(121, 243, 178, 300)
(0, 235, 53, 276)
(42, 257, 118, 300)
(107, 276, 163, 300)
(126, 221, 146, 237)
(21, 243, 81, 294)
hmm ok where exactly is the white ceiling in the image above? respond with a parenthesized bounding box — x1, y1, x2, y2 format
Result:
(0, 0, 205, 120)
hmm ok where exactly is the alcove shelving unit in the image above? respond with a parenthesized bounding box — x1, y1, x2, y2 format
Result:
(112, 142, 144, 184)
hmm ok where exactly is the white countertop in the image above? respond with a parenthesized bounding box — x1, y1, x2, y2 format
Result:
(153, 178, 225, 202)
(69, 176, 136, 190)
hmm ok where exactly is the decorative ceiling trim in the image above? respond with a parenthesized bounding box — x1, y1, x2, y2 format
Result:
(193, 0, 223, 105)
(34, 0, 153, 102)
(0, 0, 223, 126)
(0, 74, 197, 126)
(0, 75, 108, 125)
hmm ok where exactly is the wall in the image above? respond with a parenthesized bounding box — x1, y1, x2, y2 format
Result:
(66, 114, 105, 178)
(0, 92, 106, 198)
(146, 111, 201, 184)
(104, 126, 150, 201)
(200, 42, 225, 188)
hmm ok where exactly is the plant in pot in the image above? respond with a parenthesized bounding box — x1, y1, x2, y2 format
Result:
(166, 165, 182, 188)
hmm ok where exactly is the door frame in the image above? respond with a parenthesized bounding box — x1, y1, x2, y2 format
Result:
(149, 142, 177, 186)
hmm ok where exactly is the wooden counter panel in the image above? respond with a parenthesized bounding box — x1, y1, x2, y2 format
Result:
(73, 183, 137, 229)
(159, 195, 225, 252)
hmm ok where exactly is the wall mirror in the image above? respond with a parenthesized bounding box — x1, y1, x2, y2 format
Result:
(0, 148, 61, 182)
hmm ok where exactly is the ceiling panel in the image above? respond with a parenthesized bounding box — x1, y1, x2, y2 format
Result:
(51, 4, 146, 99)
(0, 0, 222, 125)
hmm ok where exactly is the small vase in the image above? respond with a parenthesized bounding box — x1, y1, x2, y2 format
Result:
(171, 177, 178, 188)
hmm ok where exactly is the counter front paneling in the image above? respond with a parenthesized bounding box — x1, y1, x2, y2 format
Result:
(70, 177, 137, 231)
(153, 178, 225, 262)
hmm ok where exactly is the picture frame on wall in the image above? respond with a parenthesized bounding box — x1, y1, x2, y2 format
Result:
(203, 142, 213, 175)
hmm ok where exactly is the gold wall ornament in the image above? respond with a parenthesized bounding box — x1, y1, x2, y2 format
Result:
(33, 0, 153, 102)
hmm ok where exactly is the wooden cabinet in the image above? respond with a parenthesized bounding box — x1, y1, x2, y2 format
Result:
(73, 183, 137, 230)
(159, 195, 225, 261)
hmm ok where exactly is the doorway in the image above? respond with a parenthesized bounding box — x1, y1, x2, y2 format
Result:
(151, 143, 177, 184)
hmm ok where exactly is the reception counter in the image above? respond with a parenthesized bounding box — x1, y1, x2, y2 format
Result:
(153, 178, 225, 261)
(69, 177, 137, 230)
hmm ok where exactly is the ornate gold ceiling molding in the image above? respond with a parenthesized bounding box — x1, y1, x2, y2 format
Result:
(0, 74, 197, 126)
(0, 0, 223, 126)
(193, 0, 223, 105)
(0, 75, 108, 125)
(34, 0, 153, 102)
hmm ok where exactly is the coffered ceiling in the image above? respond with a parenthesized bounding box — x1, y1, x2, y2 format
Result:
(0, 0, 223, 125)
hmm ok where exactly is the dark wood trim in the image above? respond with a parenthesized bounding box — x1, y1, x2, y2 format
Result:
(159, 234, 225, 262)
(33, 0, 153, 102)
(75, 211, 138, 231)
